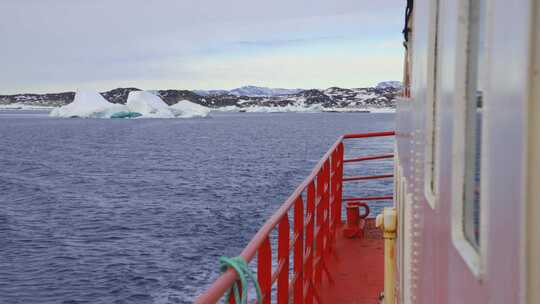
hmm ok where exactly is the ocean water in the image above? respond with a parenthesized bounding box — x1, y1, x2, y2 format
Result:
(0, 111, 394, 304)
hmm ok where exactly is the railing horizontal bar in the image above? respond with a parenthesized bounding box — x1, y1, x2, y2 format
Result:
(343, 131, 395, 139)
(343, 195, 394, 201)
(344, 154, 394, 163)
(343, 174, 394, 182)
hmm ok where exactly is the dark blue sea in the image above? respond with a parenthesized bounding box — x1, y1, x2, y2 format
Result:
(0, 111, 394, 304)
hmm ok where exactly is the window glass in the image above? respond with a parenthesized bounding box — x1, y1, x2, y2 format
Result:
(425, 0, 441, 207)
(429, 0, 441, 194)
(463, 0, 485, 248)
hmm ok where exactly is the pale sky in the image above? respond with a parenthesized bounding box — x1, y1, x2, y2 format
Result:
(0, 0, 405, 94)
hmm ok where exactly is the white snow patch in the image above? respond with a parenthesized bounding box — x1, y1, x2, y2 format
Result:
(49, 90, 128, 118)
(170, 100, 210, 118)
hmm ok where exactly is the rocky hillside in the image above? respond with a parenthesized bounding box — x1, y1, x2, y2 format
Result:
(0, 83, 402, 110)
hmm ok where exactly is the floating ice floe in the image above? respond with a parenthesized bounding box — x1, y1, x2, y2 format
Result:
(212, 104, 396, 113)
(125, 91, 175, 118)
(213, 105, 240, 112)
(0, 103, 55, 110)
(49, 90, 130, 118)
(365, 108, 396, 113)
(241, 104, 323, 113)
(170, 100, 210, 118)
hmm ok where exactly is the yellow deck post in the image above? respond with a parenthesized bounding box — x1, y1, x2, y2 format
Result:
(376, 207, 397, 304)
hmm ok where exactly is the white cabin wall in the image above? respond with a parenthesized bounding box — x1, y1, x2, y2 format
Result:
(408, 1, 435, 303)
(438, 0, 488, 301)
(527, 0, 540, 302)
(398, 0, 532, 302)
(482, 0, 530, 302)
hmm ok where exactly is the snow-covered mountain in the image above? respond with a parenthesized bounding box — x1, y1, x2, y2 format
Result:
(0, 82, 402, 112)
(376, 81, 403, 90)
(195, 86, 303, 97)
(229, 86, 304, 97)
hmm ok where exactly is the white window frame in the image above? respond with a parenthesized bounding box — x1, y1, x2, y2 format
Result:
(424, 0, 442, 209)
(451, 0, 490, 279)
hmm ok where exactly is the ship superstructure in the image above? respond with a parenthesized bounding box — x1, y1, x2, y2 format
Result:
(196, 0, 540, 303)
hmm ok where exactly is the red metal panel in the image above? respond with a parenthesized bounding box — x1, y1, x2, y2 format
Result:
(257, 237, 272, 304)
(277, 216, 290, 304)
(293, 197, 304, 304)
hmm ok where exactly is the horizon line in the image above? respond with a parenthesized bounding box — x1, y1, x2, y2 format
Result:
(0, 81, 402, 96)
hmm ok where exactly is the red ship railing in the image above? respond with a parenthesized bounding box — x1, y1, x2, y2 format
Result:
(196, 131, 395, 304)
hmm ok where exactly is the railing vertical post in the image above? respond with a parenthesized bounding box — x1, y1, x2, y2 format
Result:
(336, 142, 344, 227)
(304, 182, 316, 304)
(258, 237, 272, 304)
(330, 151, 338, 247)
(228, 287, 238, 304)
(293, 196, 304, 303)
(277, 216, 290, 304)
(323, 160, 331, 256)
(315, 171, 324, 285)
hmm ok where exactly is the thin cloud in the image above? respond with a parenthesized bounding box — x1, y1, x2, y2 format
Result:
(0, 1, 405, 94)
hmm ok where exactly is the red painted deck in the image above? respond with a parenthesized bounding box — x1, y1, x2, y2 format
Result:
(319, 220, 384, 304)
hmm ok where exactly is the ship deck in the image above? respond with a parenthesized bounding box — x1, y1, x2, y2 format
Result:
(320, 219, 384, 304)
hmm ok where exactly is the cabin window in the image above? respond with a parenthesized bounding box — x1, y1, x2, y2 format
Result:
(425, 0, 441, 208)
(463, 0, 485, 249)
(451, 0, 487, 276)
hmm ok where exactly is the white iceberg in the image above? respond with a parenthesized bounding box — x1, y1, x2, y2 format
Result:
(170, 100, 210, 118)
(49, 90, 130, 118)
(125, 91, 175, 118)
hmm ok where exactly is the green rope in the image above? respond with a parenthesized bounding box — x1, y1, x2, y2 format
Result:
(219, 256, 262, 304)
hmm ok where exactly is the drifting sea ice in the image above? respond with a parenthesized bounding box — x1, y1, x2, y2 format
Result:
(243, 103, 323, 113)
(49, 90, 130, 118)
